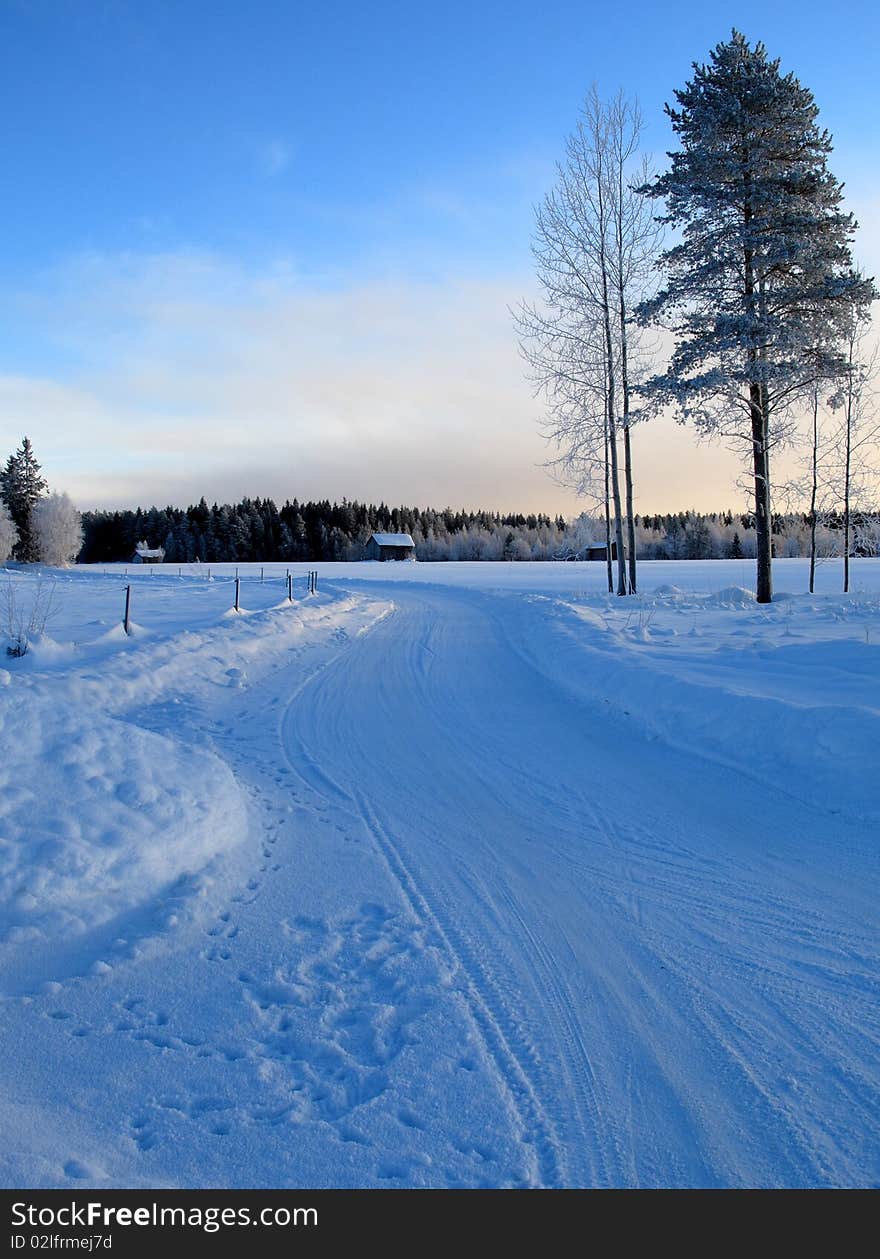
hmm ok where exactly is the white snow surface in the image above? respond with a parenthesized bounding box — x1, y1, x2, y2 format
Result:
(0, 558, 878, 1188)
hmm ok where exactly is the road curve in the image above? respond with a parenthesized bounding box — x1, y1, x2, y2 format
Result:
(278, 582, 880, 1188)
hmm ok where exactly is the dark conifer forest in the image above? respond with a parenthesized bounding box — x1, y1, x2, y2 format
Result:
(77, 496, 879, 563)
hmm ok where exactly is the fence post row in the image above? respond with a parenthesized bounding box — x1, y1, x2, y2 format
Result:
(113, 568, 319, 631)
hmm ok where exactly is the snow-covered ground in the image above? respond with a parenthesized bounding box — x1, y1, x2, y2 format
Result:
(0, 558, 878, 1187)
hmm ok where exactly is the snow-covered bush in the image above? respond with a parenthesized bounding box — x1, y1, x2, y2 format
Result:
(33, 491, 83, 566)
(0, 502, 18, 563)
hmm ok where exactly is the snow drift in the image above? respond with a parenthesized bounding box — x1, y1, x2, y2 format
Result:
(0, 691, 245, 949)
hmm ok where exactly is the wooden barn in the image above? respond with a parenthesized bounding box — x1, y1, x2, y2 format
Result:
(364, 532, 416, 562)
(584, 541, 618, 562)
(132, 540, 165, 564)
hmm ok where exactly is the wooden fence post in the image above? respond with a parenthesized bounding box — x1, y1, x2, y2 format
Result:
(123, 585, 132, 636)
(234, 577, 240, 613)
(287, 574, 293, 602)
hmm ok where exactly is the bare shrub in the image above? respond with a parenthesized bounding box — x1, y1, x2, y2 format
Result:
(2, 576, 60, 657)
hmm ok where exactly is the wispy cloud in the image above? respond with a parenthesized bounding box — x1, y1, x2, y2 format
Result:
(2, 232, 878, 514)
(2, 251, 576, 511)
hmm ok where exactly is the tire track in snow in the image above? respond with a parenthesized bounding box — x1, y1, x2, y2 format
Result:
(351, 788, 563, 1189)
(275, 616, 563, 1188)
(491, 881, 613, 1186)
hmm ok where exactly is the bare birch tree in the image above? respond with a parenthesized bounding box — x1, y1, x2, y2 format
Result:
(516, 88, 658, 595)
(607, 93, 662, 594)
(833, 308, 879, 592)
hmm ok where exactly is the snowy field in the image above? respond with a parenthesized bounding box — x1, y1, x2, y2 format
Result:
(0, 557, 878, 1188)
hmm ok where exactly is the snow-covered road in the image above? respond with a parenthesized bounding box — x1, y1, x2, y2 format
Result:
(2, 564, 878, 1187)
(279, 583, 879, 1187)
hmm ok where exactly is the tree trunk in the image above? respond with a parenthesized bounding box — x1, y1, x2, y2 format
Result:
(616, 236, 637, 594)
(607, 411, 628, 595)
(599, 280, 627, 596)
(751, 381, 773, 604)
(844, 394, 852, 594)
(623, 422, 636, 593)
(744, 179, 772, 604)
(809, 385, 818, 595)
(595, 150, 628, 597)
(603, 418, 613, 594)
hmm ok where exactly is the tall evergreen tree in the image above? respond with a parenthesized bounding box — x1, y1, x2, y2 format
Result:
(639, 31, 875, 602)
(0, 437, 48, 562)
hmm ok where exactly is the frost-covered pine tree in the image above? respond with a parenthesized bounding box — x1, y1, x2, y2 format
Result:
(0, 437, 48, 563)
(0, 501, 18, 563)
(33, 491, 83, 566)
(639, 31, 876, 602)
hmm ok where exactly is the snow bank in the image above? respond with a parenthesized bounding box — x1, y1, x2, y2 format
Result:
(696, 585, 755, 607)
(0, 582, 391, 995)
(519, 589, 880, 825)
(0, 691, 246, 949)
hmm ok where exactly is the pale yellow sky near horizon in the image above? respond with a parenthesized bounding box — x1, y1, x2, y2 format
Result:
(2, 186, 878, 520)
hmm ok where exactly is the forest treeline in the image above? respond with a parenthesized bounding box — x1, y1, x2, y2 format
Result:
(78, 497, 880, 564)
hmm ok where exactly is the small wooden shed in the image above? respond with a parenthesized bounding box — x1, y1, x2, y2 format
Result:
(584, 541, 617, 562)
(365, 532, 416, 562)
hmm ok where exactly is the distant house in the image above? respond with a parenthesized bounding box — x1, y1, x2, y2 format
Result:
(132, 540, 165, 564)
(364, 532, 416, 562)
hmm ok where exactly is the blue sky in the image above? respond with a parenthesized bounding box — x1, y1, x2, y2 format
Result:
(2, 0, 878, 512)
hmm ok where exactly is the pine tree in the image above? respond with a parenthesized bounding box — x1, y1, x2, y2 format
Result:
(0, 437, 48, 562)
(639, 31, 875, 602)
